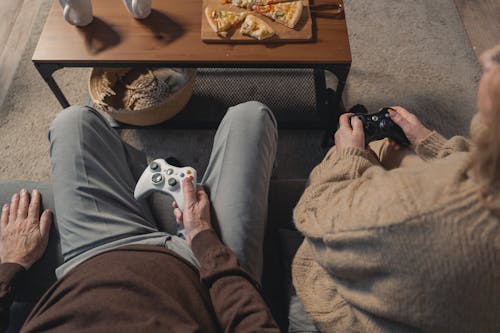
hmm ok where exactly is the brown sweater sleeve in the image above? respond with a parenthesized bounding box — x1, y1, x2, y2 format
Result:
(416, 131, 472, 161)
(308, 146, 380, 185)
(0, 263, 24, 332)
(191, 230, 279, 333)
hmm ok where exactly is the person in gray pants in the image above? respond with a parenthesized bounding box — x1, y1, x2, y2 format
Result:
(50, 101, 278, 281)
(0, 101, 280, 332)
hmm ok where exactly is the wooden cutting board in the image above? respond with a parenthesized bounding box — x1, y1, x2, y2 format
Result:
(201, 0, 313, 43)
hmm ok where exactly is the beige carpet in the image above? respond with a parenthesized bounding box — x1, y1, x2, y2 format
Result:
(0, 0, 481, 182)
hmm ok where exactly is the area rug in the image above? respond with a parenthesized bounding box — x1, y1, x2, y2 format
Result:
(0, 0, 481, 182)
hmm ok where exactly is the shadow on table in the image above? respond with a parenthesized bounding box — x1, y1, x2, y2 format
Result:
(78, 17, 121, 54)
(138, 9, 185, 44)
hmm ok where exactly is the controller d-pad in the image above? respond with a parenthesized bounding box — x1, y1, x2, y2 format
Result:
(152, 173, 163, 184)
(168, 178, 177, 187)
(379, 119, 388, 129)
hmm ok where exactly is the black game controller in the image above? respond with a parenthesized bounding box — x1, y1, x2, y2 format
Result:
(352, 107, 411, 147)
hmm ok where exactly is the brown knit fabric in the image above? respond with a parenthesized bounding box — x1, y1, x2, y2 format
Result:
(292, 129, 500, 332)
(0, 230, 279, 332)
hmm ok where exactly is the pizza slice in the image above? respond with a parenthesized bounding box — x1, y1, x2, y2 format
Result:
(240, 14, 275, 40)
(205, 7, 247, 37)
(222, 0, 295, 10)
(253, 1, 303, 29)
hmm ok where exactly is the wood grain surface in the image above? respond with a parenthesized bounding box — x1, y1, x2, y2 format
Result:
(201, 0, 313, 43)
(33, 0, 350, 65)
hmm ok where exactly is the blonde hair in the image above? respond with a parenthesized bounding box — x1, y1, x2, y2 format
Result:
(472, 49, 500, 212)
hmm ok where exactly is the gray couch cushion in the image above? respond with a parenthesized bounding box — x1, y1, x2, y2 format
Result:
(279, 229, 319, 333)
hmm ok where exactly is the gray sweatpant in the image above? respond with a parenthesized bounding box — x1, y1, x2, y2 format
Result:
(49, 102, 278, 282)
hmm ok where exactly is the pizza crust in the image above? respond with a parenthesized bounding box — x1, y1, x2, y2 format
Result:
(287, 1, 303, 29)
(205, 7, 247, 37)
(240, 14, 275, 40)
(205, 7, 220, 34)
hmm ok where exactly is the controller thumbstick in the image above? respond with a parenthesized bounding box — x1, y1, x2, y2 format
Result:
(150, 162, 159, 171)
(152, 173, 163, 184)
(168, 178, 177, 187)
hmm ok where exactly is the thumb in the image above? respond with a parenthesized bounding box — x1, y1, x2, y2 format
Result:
(40, 209, 52, 240)
(350, 116, 364, 135)
(182, 178, 196, 206)
(389, 109, 411, 131)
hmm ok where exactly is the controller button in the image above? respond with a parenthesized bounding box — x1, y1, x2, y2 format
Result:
(186, 170, 192, 175)
(166, 168, 174, 175)
(168, 178, 177, 187)
(188, 176, 194, 181)
(385, 112, 391, 118)
(152, 173, 163, 184)
(180, 173, 185, 178)
(150, 162, 159, 171)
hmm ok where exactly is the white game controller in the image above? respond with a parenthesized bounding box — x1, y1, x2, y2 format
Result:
(134, 159, 197, 212)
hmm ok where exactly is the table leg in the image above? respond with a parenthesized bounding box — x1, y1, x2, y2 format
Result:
(323, 65, 351, 146)
(33, 63, 70, 108)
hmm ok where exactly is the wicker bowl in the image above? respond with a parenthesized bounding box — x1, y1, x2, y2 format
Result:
(89, 68, 196, 126)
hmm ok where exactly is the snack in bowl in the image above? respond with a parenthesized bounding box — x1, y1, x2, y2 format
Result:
(205, 7, 247, 37)
(240, 14, 275, 40)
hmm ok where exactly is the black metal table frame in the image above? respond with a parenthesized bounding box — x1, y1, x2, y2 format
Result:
(33, 61, 350, 134)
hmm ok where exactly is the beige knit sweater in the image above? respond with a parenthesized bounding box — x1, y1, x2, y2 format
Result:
(292, 131, 500, 332)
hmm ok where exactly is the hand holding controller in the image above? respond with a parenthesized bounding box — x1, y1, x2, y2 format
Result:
(134, 159, 197, 211)
(352, 107, 411, 147)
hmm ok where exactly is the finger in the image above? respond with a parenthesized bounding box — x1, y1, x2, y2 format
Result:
(338, 113, 353, 129)
(389, 140, 401, 150)
(350, 115, 364, 134)
(1, 204, 9, 228)
(173, 208, 183, 224)
(39, 209, 52, 240)
(28, 189, 41, 221)
(196, 185, 208, 199)
(389, 107, 410, 129)
(18, 189, 30, 220)
(9, 193, 19, 223)
(182, 178, 197, 205)
(172, 201, 178, 209)
(390, 106, 412, 119)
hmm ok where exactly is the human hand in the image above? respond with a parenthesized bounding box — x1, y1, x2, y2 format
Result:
(172, 179, 212, 247)
(389, 106, 431, 150)
(480, 44, 500, 72)
(0, 189, 52, 270)
(334, 113, 365, 150)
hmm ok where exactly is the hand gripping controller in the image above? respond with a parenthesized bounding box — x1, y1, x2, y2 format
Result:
(352, 107, 411, 147)
(134, 159, 197, 211)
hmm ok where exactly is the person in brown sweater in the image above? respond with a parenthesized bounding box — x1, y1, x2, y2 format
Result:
(292, 45, 500, 332)
(0, 101, 281, 332)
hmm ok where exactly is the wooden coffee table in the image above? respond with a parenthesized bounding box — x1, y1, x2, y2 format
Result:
(32, 0, 351, 130)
